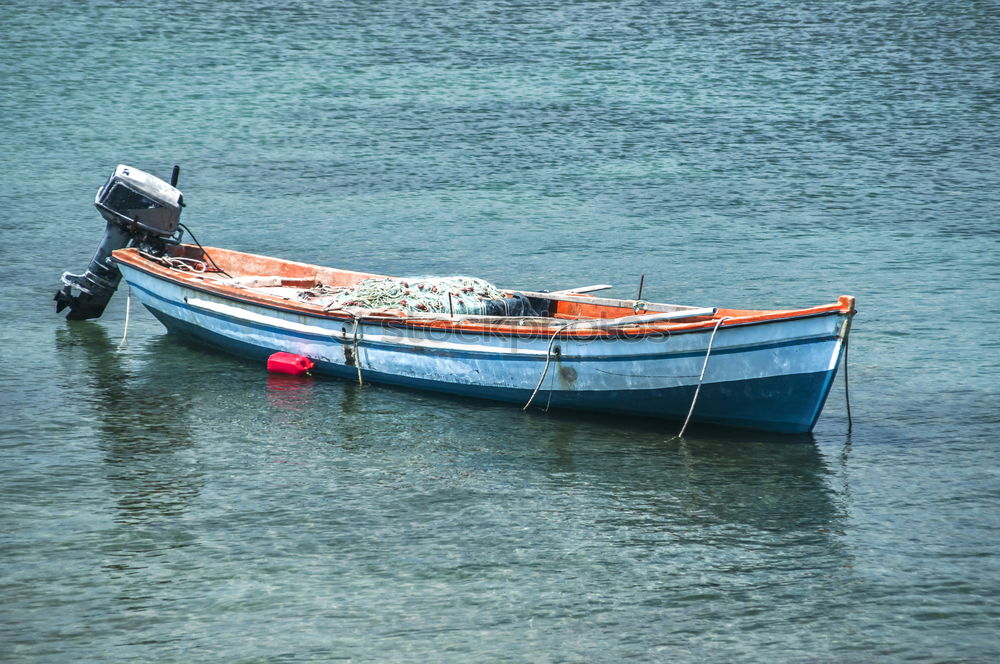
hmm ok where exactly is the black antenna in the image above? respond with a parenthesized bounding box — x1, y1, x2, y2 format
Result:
(170, 165, 180, 187)
(636, 274, 645, 300)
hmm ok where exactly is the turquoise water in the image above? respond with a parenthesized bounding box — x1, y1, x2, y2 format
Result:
(2, 1, 998, 661)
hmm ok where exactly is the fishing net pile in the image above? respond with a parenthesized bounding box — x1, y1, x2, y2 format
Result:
(299, 276, 537, 316)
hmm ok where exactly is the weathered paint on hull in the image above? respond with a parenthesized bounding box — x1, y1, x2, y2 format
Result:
(124, 264, 848, 434)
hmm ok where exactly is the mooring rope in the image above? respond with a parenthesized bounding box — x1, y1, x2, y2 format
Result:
(116, 285, 132, 351)
(351, 316, 363, 387)
(321, 306, 366, 387)
(843, 335, 852, 433)
(523, 317, 620, 412)
(674, 316, 730, 439)
(522, 320, 578, 412)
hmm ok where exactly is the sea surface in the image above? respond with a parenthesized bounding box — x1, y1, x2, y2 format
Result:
(1, 1, 998, 661)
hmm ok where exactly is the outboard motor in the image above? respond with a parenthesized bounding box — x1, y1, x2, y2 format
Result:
(55, 165, 184, 320)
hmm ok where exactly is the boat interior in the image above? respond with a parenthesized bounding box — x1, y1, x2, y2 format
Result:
(113, 244, 853, 332)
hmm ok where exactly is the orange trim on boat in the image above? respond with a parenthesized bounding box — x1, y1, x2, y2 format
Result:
(112, 247, 855, 339)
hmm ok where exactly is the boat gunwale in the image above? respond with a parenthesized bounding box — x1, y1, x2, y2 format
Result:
(111, 247, 855, 340)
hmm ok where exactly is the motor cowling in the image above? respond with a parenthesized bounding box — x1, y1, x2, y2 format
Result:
(55, 165, 183, 320)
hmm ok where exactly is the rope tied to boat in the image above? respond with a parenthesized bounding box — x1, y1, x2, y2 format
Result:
(673, 316, 731, 439)
(843, 333, 853, 433)
(116, 285, 132, 351)
(351, 316, 363, 387)
(522, 321, 577, 412)
(323, 305, 365, 387)
(522, 317, 617, 412)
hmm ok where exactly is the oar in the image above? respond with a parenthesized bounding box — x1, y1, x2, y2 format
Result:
(549, 284, 613, 294)
(571, 308, 717, 330)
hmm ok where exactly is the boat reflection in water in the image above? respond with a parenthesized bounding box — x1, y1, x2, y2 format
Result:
(56, 326, 203, 528)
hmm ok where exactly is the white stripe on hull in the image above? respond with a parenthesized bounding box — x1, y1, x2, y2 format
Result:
(123, 265, 846, 395)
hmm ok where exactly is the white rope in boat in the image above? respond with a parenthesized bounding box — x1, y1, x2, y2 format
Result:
(139, 251, 208, 272)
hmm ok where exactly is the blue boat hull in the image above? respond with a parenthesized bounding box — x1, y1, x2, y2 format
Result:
(126, 265, 850, 434)
(154, 304, 840, 432)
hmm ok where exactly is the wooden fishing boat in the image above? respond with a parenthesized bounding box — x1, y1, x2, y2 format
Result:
(55, 165, 856, 433)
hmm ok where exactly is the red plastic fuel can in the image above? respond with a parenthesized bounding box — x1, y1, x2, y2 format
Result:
(267, 352, 315, 376)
